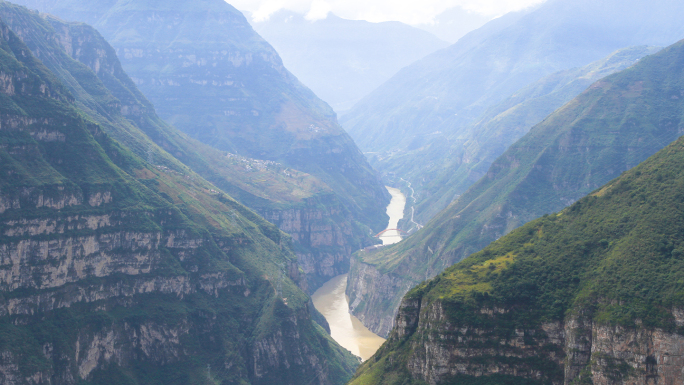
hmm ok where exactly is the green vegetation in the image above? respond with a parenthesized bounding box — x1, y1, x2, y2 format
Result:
(0, 14, 358, 384)
(349, 112, 684, 385)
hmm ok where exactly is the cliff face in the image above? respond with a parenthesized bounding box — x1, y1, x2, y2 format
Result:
(0, 15, 358, 384)
(260, 194, 375, 290)
(346, 253, 416, 337)
(386, 299, 684, 385)
(0, 2, 376, 293)
(350, 133, 684, 385)
(346, 38, 684, 337)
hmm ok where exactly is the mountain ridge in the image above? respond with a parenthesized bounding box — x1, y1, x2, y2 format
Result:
(346, 37, 684, 337)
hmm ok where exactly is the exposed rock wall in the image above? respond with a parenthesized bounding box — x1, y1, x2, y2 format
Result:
(346, 254, 415, 337)
(26, 11, 374, 294)
(260, 194, 373, 291)
(390, 297, 684, 385)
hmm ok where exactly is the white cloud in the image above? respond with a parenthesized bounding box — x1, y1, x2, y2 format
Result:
(231, 0, 546, 25)
(305, 0, 332, 20)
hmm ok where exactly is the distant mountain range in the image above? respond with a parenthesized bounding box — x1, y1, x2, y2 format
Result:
(341, 0, 684, 225)
(250, 11, 449, 112)
(412, 6, 492, 44)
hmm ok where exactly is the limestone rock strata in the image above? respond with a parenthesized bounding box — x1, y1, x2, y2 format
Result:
(389, 297, 684, 385)
(261, 194, 373, 291)
(346, 254, 415, 337)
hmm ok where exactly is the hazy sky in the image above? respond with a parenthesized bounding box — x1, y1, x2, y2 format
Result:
(230, 0, 546, 25)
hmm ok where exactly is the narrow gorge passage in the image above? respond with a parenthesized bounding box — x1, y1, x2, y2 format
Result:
(312, 274, 385, 361)
(380, 186, 406, 245)
(312, 186, 406, 360)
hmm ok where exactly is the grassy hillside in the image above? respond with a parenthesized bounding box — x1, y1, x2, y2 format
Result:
(0, 15, 358, 384)
(349, 123, 684, 385)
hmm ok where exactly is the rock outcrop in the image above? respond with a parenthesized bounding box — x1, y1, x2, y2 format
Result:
(384, 297, 684, 385)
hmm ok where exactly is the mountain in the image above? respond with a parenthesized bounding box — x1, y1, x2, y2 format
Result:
(341, 0, 684, 220)
(349, 120, 684, 385)
(0, 1, 382, 291)
(250, 11, 448, 112)
(346, 38, 684, 337)
(0, 14, 358, 384)
(391, 45, 660, 225)
(11, 0, 391, 234)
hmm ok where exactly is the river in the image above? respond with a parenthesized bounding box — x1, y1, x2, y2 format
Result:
(380, 186, 406, 245)
(311, 186, 406, 361)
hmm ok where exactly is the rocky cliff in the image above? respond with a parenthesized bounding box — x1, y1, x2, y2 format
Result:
(0, 15, 358, 384)
(346, 38, 684, 337)
(259, 193, 374, 290)
(0, 1, 377, 292)
(350, 130, 684, 385)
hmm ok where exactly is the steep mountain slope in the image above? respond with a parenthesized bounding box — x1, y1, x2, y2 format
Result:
(11, 0, 390, 232)
(390, 45, 660, 225)
(347, 38, 684, 337)
(350, 128, 684, 385)
(0, 1, 377, 291)
(251, 11, 448, 112)
(0, 16, 358, 384)
(342, 0, 684, 212)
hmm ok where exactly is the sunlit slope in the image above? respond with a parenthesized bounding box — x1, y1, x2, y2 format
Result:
(0, 17, 358, 384)
(9, 0, 390, 231)
(348, 38, 684, 337)
(350, 122, 684, 385)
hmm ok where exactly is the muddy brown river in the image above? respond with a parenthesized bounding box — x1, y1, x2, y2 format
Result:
(311, 186, 406, 360)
